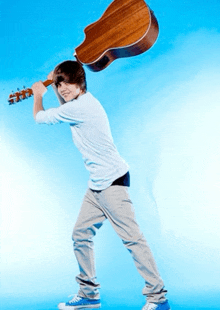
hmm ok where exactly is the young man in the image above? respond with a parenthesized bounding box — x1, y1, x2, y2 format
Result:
(32, 60, 170, 310)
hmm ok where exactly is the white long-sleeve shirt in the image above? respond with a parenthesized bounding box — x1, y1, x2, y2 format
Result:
(35, 92, 129, 190)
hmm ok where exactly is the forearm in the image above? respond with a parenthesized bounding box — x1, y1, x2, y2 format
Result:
(31, 81, 47, 120)
(33, 95, 44, 119)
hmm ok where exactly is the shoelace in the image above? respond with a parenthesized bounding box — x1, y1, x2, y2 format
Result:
(68, 294, 82, 303)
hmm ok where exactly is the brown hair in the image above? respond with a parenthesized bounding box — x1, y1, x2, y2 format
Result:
(53, 60, 87, 92)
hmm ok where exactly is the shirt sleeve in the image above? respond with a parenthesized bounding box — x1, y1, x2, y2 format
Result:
(35, 101, 83, 125)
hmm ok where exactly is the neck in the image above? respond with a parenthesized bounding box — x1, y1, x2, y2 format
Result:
(76, 89, 86, 99)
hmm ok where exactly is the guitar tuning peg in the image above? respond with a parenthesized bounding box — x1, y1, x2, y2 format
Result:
(17, 88, 20, 91)
(23, 86, 25, 89)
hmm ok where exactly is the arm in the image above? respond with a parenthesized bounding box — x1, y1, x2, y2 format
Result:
(31, 81, 47, 119)
(32, 71, 85, 125)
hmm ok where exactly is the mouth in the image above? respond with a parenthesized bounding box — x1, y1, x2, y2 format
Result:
(61, 92, 71, 98)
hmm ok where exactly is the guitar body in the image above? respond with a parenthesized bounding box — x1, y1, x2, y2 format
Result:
(75, 0, 159, 71)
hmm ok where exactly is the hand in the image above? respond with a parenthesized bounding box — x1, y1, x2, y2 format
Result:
(31, 81, 47, 97)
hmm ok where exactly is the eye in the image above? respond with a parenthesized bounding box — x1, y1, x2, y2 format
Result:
(55, 82, 61, 88)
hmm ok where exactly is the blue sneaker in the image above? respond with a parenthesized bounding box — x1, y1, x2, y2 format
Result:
(58, 294, 101, 309)
(142, 300, 170, 310)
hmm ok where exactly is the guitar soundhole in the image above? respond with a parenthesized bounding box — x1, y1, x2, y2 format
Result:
(95, 55, 110, 69)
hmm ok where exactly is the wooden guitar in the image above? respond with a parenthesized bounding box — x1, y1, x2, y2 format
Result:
(8, 0, 159, 104)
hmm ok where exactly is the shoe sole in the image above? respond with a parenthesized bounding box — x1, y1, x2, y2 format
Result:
(58, 304, 101, 310)
(75, 306, 101, 310)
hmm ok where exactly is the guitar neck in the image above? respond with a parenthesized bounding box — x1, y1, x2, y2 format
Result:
(8, 79, 53, 104)
(43, 79, 53, 88)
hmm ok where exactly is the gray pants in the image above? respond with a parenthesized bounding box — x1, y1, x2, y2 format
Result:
(72, 186, 167, 303)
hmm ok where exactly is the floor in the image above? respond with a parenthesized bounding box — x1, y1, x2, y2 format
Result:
(1, 300, 218, 310)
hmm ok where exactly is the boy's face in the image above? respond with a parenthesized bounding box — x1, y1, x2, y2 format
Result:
(57, 81, 82, 102)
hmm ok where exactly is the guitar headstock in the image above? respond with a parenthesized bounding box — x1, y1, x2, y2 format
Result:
(8, 87, 33, 104)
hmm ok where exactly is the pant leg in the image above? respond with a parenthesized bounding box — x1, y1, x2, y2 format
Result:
(72, 188, 106, 300)
(92, 186, 167, 304)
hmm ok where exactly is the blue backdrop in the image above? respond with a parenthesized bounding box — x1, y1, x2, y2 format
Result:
(1, 1, 220, 309)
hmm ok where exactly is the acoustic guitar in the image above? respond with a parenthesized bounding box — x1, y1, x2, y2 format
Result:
(8, 0, 159, 104)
